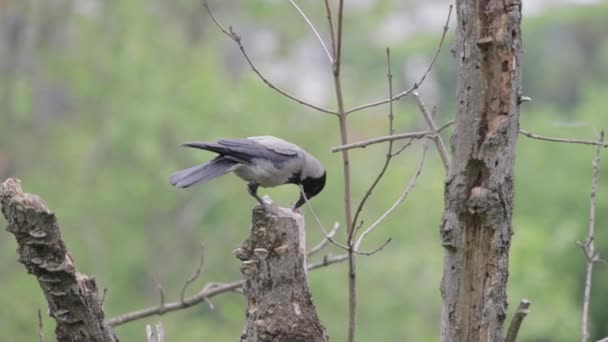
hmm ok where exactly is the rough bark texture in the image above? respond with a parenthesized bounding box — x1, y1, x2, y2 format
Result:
(234, 206, 327, 342)
(440, 1, 522, 341)
(1, 178, 117, 342)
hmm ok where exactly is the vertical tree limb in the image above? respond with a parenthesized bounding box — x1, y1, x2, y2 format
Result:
(1, 178, 117, 342)
(578, 131, 604, 342)
(440, 0, 523, 341)
(235, 206, 327, 342)
(505, 299, 531, 342)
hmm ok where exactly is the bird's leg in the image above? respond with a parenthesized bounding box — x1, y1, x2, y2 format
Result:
(247, 182, 267, 207)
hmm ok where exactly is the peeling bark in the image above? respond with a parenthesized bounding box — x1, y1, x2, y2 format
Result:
(1, 178, 117, 342)
(235, 206, 327, 342)
(440, 1, 523, 341)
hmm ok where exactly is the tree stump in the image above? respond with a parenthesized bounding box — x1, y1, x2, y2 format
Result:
(1, 178, 117, 342)
(235, 205, 328, 342)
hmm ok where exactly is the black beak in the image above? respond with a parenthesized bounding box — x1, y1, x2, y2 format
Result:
(293, 193, 306, 210)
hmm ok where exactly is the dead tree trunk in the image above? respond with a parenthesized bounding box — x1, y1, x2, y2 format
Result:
(234, 206, 327, 342)
(1, 178, 117, 342)
(440, 1, 523, 341)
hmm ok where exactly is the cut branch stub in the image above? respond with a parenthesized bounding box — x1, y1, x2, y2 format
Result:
(1, 178, 117, 342)
(236, 206, 327, 342)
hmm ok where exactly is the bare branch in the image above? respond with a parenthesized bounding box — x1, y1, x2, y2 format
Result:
(351, 47, 398, 239)
(579, 131, 603, 342)
(108, 281, 244, 327)
(308, 253, 348, 270)
(355, 141, 430, 251)
(108, 250, 349, 327)
(101, 288, 108, 309)
(300, 187, 352, 252)
(505, 299, 531, 342)
(202, 1, 337, 116)
(344, 4, 453, 115)
(181, 244, 205, 303)
(519, 129, 608, 148)
(308, 222, 340, 257)
(300, 188, 382, 256)
(597, 337, 608, 342)
(323, 0, 336, 57)
(335, 0, 345, 75)
(331, 120, 454, 153)
(37, 309, 45, 342)
(153, 279, 165, 312)
(288, 0, 333, 64)
(412, 91, 450, 170)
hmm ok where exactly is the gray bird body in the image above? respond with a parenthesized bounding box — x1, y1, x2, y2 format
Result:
(170, 136, 326, 208)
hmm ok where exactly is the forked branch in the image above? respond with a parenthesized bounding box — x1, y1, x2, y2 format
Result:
(202, 1, 337, 116)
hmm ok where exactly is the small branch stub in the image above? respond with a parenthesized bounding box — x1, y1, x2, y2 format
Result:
(236, 205, 327, 342)
(0, 178, 117, 342)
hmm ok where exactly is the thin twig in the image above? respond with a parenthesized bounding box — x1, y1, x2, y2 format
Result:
(108, 253, 349, 326)
(344, 4, 453, 115)
(100, 287, 108, 309)
(301, 187, 351, 252)
(597, 337, 608, 342)
(323, 0, 336, 57)
(288, 0, 333, 64)
(519, 129, 608, 148)
(202, 1, 337, 116)
(301, 188, 380, 255)
(578, 131, 603, 342)
(37, 309, 45, 342)
(153, 279, 165, 312)
(308, 222, 340, 257)
(307, 253, 348, 270)
(331, 120, 454, 153)
(181, 244, 205, 303)
(505, 299, 531, 342)
(351, 47, 399, 237)
(412, 91, 450, 170)
(355, 141, 430, 251)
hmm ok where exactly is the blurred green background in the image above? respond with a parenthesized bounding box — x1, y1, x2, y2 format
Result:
(1, 0, 608, 341)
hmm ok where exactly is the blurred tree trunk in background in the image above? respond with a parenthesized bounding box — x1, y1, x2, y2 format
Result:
(439, 0, 523, 341)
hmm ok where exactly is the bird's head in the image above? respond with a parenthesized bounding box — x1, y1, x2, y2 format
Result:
(294, 170, 326, 209)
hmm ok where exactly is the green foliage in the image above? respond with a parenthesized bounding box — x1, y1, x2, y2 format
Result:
(1, 1, 608, 341)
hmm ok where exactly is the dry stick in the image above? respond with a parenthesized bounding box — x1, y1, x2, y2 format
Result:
(351, 47, 399, 238)
(308, 223, 340, 257)
(201, 1, 336, 116)
(344, 4, 453, 116)
(519, 129, 608, 148)
(301, 189, 384, 256)
(323, 0, 336, 57)
(288, 0, 333, 64)
(107, 253, 348, 327)
(354, 141, 430, 251)
(180, 244, 205, 303)
(412, 91, 450, 170)
(331, 120, 454, 153)
(308, 253, 348, 269)
(578, 131, 604, 342)
(37, 309, 45, 342)
(323, 1, 356, 341)
(505, 299, 531, 342)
